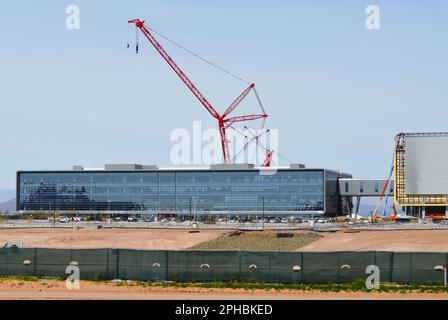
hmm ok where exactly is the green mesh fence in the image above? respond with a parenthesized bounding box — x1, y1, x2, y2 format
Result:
(118, 249, 167, 281)
(337, 251, 376, 283)
(302, 252, 339, 283)
(375, 251, 393, 283)
(0, 248, 446, 285)
(71, 249, 115, 279)
(267, 252, 302, 284)
(406, 252, 446, 284)
(35, 248, 71, 278)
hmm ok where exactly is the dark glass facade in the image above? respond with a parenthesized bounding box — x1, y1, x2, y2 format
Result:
(17, 169, 346, 215)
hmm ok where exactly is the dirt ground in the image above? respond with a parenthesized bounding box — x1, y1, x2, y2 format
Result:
(0, 279, 446, 300)
(1, 228, 448, 252)
(299, 230, 448, 252)
(0, 228, 226, 250)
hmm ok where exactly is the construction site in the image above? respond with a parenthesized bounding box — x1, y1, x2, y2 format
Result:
(14, 19, 448, 224)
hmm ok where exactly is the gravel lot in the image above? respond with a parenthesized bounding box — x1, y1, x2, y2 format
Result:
(190, 230, 322, 251)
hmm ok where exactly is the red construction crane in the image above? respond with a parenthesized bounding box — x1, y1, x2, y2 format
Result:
(230, 127, 274, 167)
(261, 149, 274, 167)
(128, 18, 268, 164)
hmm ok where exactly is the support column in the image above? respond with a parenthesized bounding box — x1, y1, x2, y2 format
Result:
(421, 207, 426, 219)
(355, 196, 361, 221)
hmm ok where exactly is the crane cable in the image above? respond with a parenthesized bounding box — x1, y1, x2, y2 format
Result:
(127, 22, 268, 116)
(372, 142, 396, 218)
(127, 22, 278, 163)
(381, 153, 396, 218)
(147, 26, 251, 85)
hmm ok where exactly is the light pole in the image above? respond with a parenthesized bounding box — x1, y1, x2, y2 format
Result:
(192, 196, 198, 222)
(189, 196, 192, 227)
(262, 197, 265, 231)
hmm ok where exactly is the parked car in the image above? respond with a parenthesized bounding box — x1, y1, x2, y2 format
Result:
(59, 217, 70, 223)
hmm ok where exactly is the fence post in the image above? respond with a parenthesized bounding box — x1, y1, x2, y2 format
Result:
(374, 250, 377, 266)
(33, 248, 37, 276)
(238, 251, 242, 282)
(337, 252, 340, 283)
(268, 253, 272, 283)
(116, 249, 120, 279)
(70, 248, 73, 269)
(165, 250, 169, 281)
(373, 251, 377, 284)
(389, 251, 394, 283)
(106, 249, 110, 279)
(445, 252, 448, 286)
(300, 252, 304, 284)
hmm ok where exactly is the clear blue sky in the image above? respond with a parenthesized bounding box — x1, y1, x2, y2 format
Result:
(0, 1, 447, 189)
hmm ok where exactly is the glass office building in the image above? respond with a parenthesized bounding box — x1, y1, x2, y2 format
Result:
(17, 164, 351, 216)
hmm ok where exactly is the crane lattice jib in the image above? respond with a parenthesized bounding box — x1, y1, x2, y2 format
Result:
(129, 19, 220, 120)
(128, 18, 268, 164)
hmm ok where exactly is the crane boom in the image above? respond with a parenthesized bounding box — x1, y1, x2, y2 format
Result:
(222, 83, 255, 118)
(262, 150, 274, 167)
(128, 18, 268, 164)
(129, 19, 220, 119)
(225, 114, 267, 124)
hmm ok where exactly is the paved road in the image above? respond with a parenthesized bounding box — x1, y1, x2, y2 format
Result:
(0, 220, 447, 231)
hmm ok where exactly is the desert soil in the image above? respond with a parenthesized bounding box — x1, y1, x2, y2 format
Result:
(1, 228, 448, 252)
(299, 230, 448, 252)
(0, 279, 446, 300)
(0, 228, 226, 250)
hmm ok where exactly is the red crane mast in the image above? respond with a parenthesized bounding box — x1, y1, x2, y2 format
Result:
(128, 18, 268, 164)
